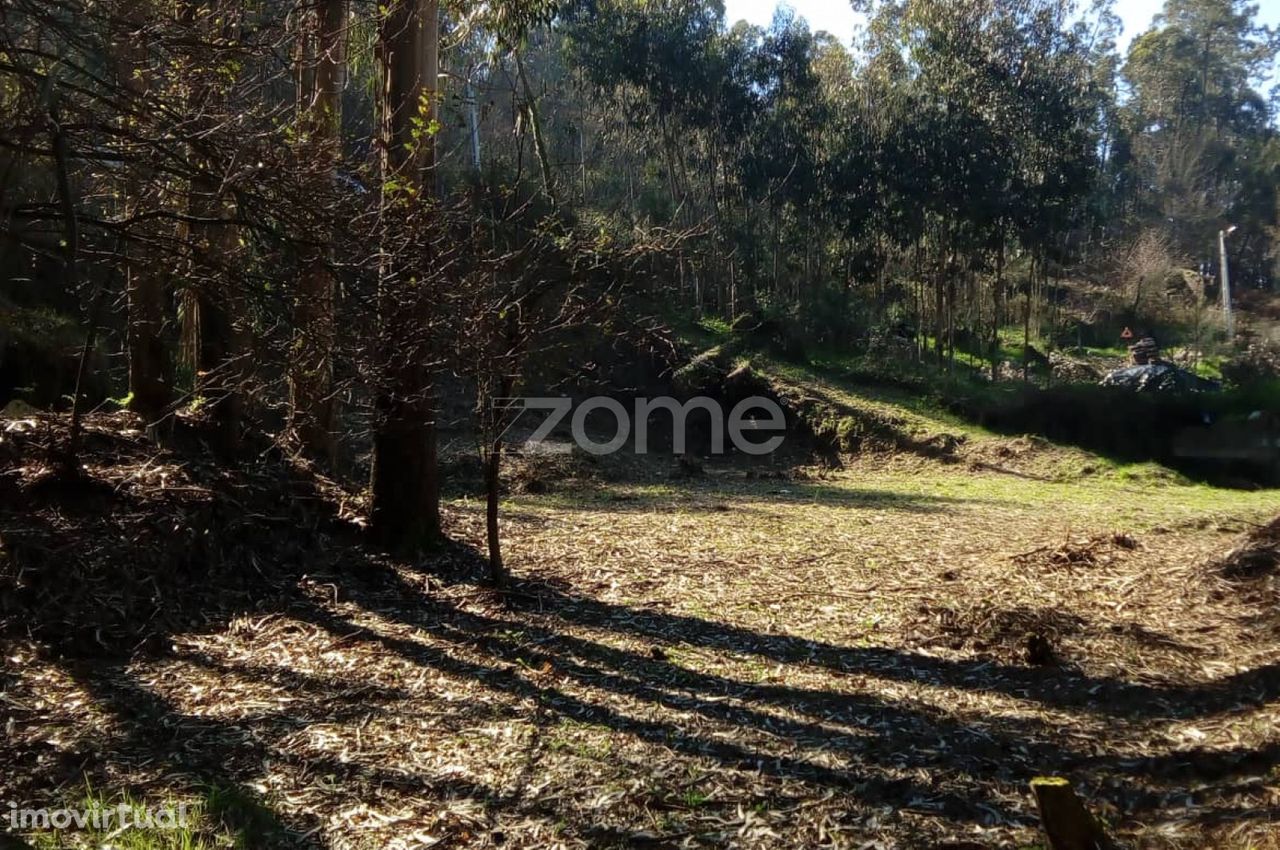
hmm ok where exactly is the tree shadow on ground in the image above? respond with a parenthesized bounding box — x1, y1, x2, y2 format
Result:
(506, 481, 996, 516)
(294, 553, 1280, 838)
(13, 536, 1278, 846)
(493, 576, 1280, 722)
(8, 657, 328, 846)
(5, 416, 1277, 846)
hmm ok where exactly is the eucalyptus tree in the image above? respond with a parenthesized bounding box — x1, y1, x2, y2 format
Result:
(565, 0, 727, 221)
(855, 0, 1105, 364)
(368, 0, 443, 548)
(738, 14, 828, 303)
(1121, 0, 1278, 283)
(290, 0, 349, 463)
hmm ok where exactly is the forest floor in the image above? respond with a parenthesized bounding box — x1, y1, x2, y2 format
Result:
(3, 383, 1280, 848)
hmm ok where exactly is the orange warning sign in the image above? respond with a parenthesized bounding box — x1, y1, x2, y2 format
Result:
(1121, 327, 1134, 340)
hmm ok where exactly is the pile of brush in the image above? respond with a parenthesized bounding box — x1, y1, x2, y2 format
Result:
(1214, 516, 1280, 582)
(0, 413, 359, 657)
(1013, 532, 1139, 568)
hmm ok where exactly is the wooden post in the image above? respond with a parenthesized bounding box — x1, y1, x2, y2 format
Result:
(1031, 777, 1115, 850)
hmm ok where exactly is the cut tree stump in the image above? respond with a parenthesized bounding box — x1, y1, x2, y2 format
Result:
(1030, 777, 1116, 850)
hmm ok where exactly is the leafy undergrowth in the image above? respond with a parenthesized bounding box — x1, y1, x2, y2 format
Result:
(3, 413, 1280, 849)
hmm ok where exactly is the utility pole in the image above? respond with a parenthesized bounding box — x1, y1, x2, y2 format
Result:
(1219, 225, 1237, 341)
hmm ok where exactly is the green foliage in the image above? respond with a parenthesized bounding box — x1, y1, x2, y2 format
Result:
(1120, 0, 1279, 281)
(19, 783, 297, 850)
(696, 316, 732, 337)
(1221, 338, 1280, 387)
(24, 787, 207, 850)
(0, 303, 82, 349)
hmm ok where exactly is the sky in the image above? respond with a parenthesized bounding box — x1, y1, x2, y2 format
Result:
(722, 0, 1280, 58)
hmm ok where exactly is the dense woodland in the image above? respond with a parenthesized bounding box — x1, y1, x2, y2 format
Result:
(0, 0, 1277, 550)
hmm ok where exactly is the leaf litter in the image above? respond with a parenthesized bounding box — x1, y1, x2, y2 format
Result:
(2, 413, 1279, 848)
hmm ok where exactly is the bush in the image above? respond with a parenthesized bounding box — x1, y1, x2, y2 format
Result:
(1221, 339, 1280, 387)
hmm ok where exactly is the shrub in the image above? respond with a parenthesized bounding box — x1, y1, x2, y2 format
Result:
(1221, 338, 1280, 387)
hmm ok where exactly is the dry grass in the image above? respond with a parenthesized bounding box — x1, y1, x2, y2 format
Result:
(3, 413, 1280, 849)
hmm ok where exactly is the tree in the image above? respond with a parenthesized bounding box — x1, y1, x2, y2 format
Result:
(369, 0, 443, 549)
(1120, 0, 1279, 282)
(289, 0, 348, 463)
(114, 0, 172, 423)
(179, 0, 250, 456)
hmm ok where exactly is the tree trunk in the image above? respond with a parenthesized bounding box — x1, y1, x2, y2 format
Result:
(480, 366, 515, 584)
(370, 0, 441, 550)
(772, 207, 781, 297)
(46, 86, 88, 465)
(289, 0, 347, 464)
(1024, 253, 1035, 382)
(659, 113, 682, 225)
(116, 5, 171, 423)
(182, 0, 247, 457)
(991, 238, 1004, 382)
(934, 254, 946, 363)
(126, 250, 170, 424)
(484, 437, 505, 583)
(514, 49, 557, 207)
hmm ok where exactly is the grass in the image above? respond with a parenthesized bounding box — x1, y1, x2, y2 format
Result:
(1193, 355, 1227, 380)
(762, 353, 1000, 437)
(488, 446, 1278, 846)
(23, 787, 206, 850)
(695, 316, 733, 338)
(18, 784, 290, 850)
(510, 460, 1277, 535)
(1077, 344, 1129, 360)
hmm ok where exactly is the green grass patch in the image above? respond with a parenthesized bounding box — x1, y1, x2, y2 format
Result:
(696, 316, 733, 338)
(22, 787, 207, 850)
(19, 783, 294, 850)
